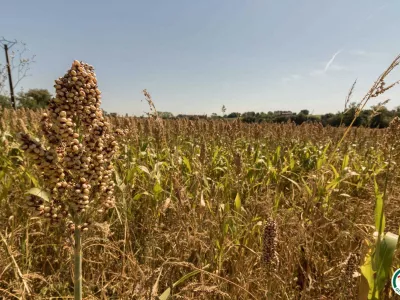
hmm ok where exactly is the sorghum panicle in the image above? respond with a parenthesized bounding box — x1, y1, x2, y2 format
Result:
(343, 252, 359, 291)
(262, 218, 279, 270)
(18, 60, 119, 226)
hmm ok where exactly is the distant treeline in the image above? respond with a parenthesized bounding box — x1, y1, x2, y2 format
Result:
(0, 89, 52, 110)
(225, 107, 399, 128)
(158, 106, 400, 128)
(0, 89, 398, 128)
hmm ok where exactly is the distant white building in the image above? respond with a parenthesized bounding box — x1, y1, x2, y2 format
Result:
(273, 110, 294, 116)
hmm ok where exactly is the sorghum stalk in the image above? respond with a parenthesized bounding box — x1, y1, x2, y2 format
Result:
(17, 60, 119, 300)
(74, 224, 82, 300)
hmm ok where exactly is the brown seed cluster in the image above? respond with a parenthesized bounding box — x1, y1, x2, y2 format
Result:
(18, 133, 65, 192)
(26, 194, 68, 225)
(262, 218, 279, 270)
(18, 60, 119, 225)
(234, 152, 242, 176)
(384, 116, 400, 156)
(343, 252, 359, 291)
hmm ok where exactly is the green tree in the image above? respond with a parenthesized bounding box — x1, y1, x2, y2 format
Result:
(227, 112, 240, 118)
(0, 94, 11, 108)
(294, 113, 307, 125)
(158, 111, 174, 119)
(17, 89, 52, 109)
(221, 105, 226, 116)
(241, 111, 256, 123)
(369, 107, 392, 128)
(300, 109, 309, 116)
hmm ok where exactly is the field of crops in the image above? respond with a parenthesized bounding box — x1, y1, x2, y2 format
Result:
(0, 55, 399, 300)
(0, 105, 399, 299)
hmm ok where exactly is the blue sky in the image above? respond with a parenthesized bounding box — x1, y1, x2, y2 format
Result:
(1, 0, 400, 116)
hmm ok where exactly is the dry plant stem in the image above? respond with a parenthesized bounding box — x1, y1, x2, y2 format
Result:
(74, 224, 82, 300)
(0, 232, 31, 295)
(329, 54, 400, 163)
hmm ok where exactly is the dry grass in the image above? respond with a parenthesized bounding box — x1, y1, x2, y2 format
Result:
(0, 55, 400, 299)
(0, 111, 399, 299)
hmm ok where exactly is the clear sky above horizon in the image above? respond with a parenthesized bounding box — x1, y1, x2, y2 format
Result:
(1, 0, 400, 116)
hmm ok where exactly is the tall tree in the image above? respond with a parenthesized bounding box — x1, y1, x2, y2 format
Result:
(221, 105, 226, 115)
(300, 109, 309, 116)
(0, 94, 11, 108)
(158, 111, 174, 119)
(17, 89, 52, 109)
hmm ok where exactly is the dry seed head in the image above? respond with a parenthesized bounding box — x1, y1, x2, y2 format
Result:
(17, 60, 119, 231)
(234, 152, 242, 176)
(262, 218, 279, 270)
(342, 252, 360, 290)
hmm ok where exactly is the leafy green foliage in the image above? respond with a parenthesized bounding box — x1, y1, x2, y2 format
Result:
(17, 89, 52, 109)
(0, 94, 12, 108)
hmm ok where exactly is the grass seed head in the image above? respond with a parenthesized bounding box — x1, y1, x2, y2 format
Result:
(17, 60, 119, 229)
(262, 218, 279, 270)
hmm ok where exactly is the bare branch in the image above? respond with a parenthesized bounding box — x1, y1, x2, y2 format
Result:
(0, 63, 7, 94)
(0, 38, 35, 95)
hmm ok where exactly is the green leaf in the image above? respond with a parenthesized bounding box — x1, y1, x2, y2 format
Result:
(158, 265, 209, 300)
(182, 156, 192, 173)
(274, 146, 281, 163)
(360, 249, 378, 299)
(223, 222, 229, 235)
(375, 232, 399, 295)
(24, 171, 39, 187)
(153, 182, 163, 195)
(361, 232, 399, 299)
(234, 193, 241, 212)
(212, 148, 220, 165)
(341, 154, 349, 171)
(26, 188, 50, 202)
(316, 157, 323, 170)
(326, 178, 340, 191)
(133, 192, 149, 201)
(289, 155, 295, 169)
(374, 179, 385, 234)
(330, 164, 339, 179)
(301, 178, 312, 197)
(133, 193, 142, 201)
(125, 168, 135, 184)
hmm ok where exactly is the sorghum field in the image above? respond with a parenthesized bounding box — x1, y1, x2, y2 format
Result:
(1, 60, 400, 300)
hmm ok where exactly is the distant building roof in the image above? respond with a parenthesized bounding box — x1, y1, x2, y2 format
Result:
(273, 110, 294, 115)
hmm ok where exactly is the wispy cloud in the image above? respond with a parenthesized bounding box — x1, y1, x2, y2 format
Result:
(309, 49, 349, 77)
(324, 49, 342, 72)
(310, 63, 348, 77)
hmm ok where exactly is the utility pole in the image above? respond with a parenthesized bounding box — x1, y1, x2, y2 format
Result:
(1, 38, 19, 109)
(4, 44, 16, 109)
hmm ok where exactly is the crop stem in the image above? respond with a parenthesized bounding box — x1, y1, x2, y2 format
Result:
(74, 225, 82, 300)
